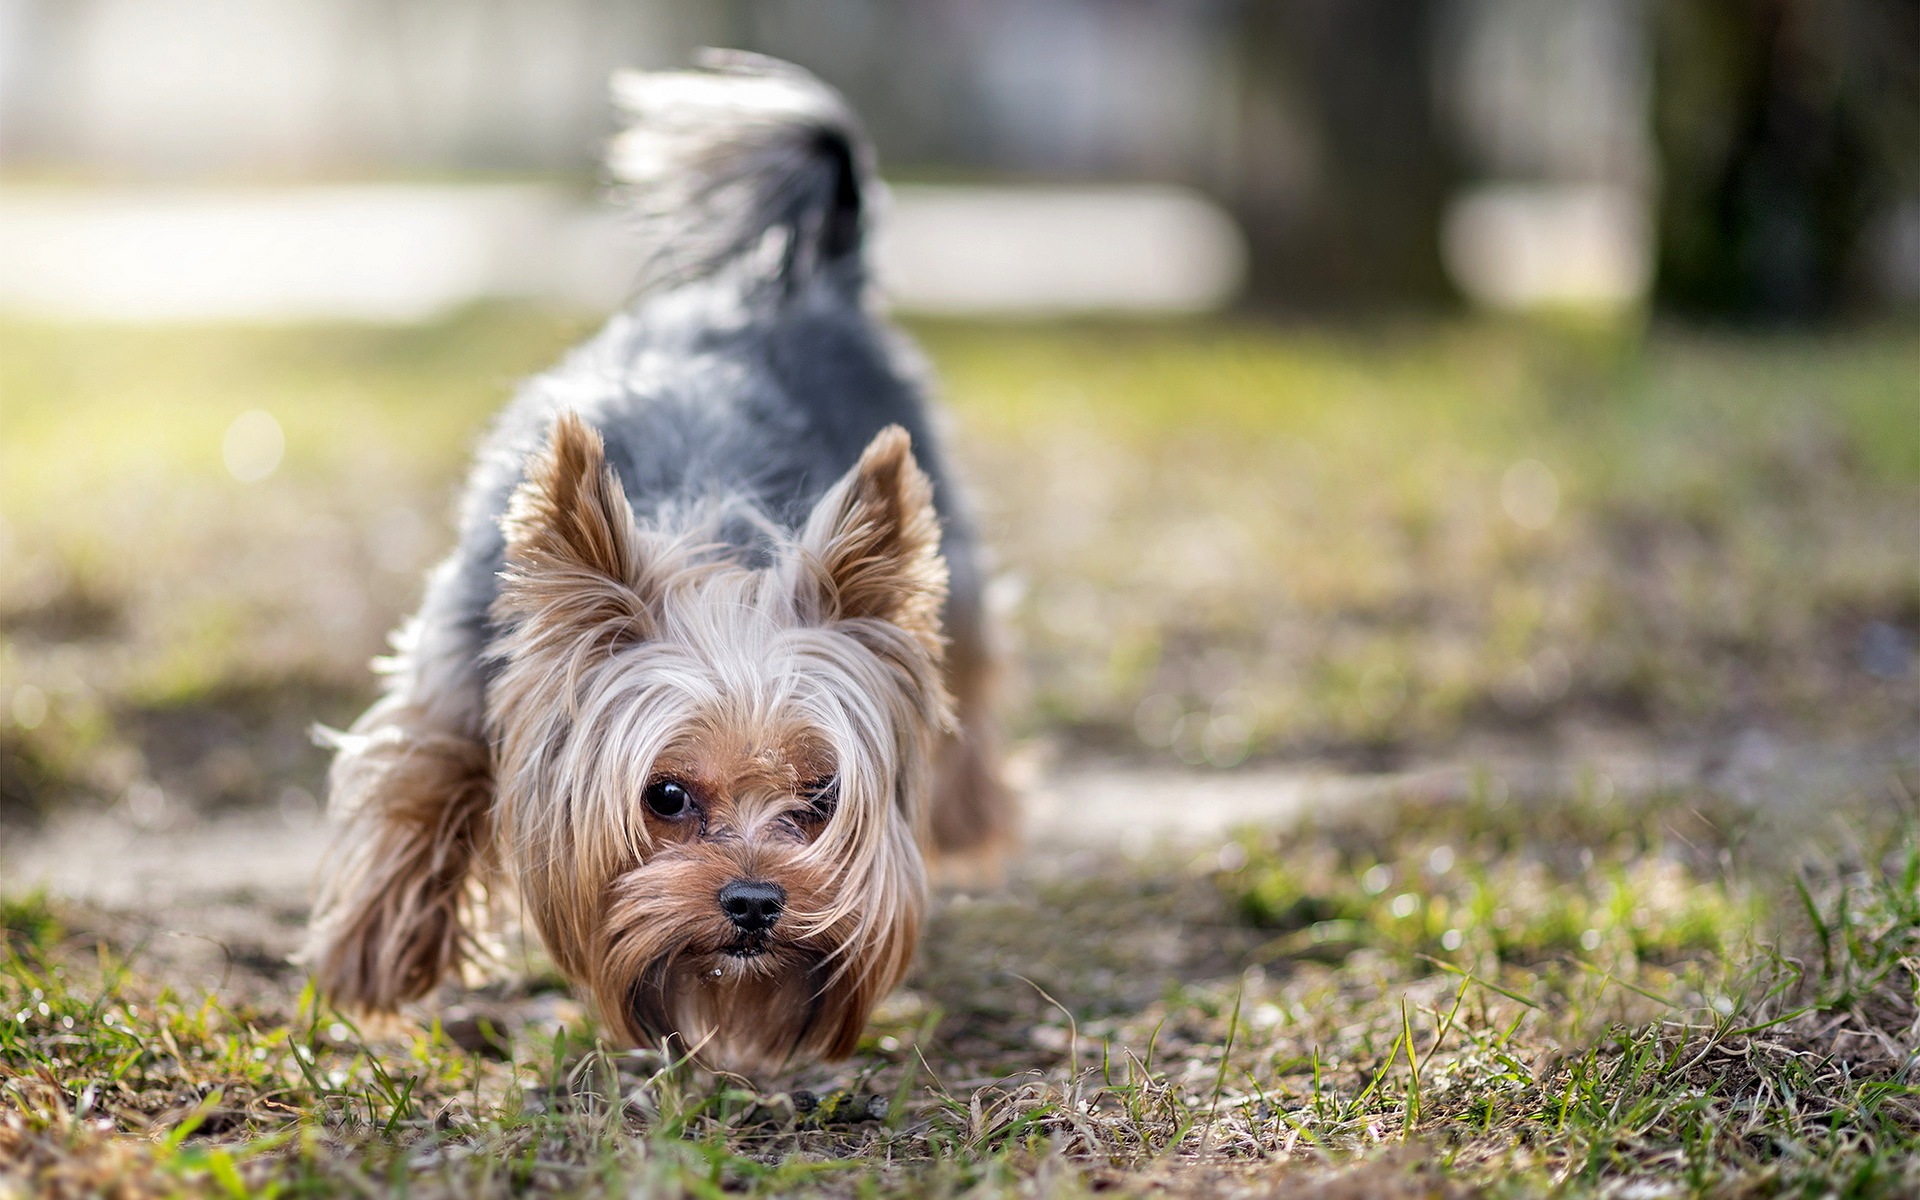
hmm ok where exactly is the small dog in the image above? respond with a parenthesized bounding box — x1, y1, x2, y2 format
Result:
(302, 53, 1010, 1075)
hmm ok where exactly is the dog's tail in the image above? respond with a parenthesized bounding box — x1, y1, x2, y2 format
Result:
(608, 51, 873, 298)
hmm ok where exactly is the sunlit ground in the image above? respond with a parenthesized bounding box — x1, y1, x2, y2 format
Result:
(1, 311, 1916, 1196)
(1, 313, 1913, 814)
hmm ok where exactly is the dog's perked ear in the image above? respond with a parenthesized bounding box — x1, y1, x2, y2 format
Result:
(795, 425, 949, 657)
(494, 411, 655, 647)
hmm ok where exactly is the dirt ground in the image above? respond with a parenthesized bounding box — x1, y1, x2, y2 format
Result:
(4, 729, 1902, 1007)
(3, 315, 1915, 1195)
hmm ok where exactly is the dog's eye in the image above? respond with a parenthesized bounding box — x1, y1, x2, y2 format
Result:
(801, 777, 838, 821)
(644, 779, 692, 819)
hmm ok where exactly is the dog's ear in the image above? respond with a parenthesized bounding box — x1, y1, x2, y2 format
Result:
(796, 426, 948, 656)
(495, 411, 655, 644)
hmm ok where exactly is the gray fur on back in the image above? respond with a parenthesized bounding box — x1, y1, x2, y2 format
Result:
(402, 56, 981, 728)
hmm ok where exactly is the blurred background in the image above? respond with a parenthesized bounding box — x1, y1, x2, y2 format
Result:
(0, 0, 1916, 862)
(2, 0, 1918, 318)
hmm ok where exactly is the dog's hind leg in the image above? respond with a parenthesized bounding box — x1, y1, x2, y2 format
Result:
(928, 582, 1015, 872)
(301, 563, 497, 1016)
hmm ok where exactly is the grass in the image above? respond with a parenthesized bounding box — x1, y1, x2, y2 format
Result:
(3, 780, 1915, 1197)
(927, 319, 1919, 760)
(0, 309, 588, 822)
(1, 309, 1917, 1194)
(1, 314, 1917, 822)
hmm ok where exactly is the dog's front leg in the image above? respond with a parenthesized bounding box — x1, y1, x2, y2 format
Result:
(302, 561, 497, 1016)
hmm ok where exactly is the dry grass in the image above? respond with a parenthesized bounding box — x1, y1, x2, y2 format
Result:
(3, 779, 1916, 1197)
(1, 314, 1916, 824)
(930, 320, 1919, 763)
(2, 310, 1917, 1194)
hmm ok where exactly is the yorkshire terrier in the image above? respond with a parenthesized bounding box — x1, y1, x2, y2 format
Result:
(302, 53, 1010, 1076)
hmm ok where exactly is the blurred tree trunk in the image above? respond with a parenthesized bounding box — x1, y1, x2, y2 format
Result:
(1652, 0, 1919, 320)
(1221, 0, 1460, 312)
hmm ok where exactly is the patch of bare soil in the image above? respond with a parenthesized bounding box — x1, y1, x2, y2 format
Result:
(4, 732, 1906, 1020)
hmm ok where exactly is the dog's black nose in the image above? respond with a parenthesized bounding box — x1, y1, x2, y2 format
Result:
(717, 880, 786, 934)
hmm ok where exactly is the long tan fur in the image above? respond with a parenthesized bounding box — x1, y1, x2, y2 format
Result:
(301, 690, 495, 1013)
(306, 412, 991, 1073)
(480, 414, 949, 1073)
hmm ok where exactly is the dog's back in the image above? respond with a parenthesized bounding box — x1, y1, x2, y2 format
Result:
(394, 56, 1003, 866)
(438, 53, 979, 659)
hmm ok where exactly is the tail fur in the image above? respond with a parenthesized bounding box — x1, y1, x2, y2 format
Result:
(608, 50, 873, 296)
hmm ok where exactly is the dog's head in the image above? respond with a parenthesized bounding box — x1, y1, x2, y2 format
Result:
(487, 412, 948, 1075)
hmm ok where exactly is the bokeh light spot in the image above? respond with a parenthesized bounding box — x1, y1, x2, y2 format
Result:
(10, 684, 47, 730)
(1133, 693, 1183, 748)
(1202, 713, 1251, 769)
(223, 409, 285, 483)
(1500, 458, 1560, 530)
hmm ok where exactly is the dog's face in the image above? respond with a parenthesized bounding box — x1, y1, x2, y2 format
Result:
(486, 414, 948, 1075)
